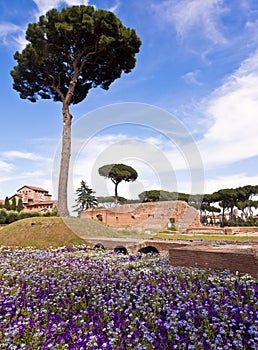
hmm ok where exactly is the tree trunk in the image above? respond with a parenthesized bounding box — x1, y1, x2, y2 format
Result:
(221, 207, 225, 227)
(57, 105, 72, 217)
(114, 182, 119, 205)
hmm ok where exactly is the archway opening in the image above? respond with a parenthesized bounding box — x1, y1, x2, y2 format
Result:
(94, 243, 105, 251)
(114, 245, 128, 255)
(138, 246, 159, 255)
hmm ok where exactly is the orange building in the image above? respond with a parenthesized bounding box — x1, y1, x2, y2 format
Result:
(9, 185, 56, 212)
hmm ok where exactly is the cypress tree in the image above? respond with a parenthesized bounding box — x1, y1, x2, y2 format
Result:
(4, 197, 10, 210)
(11, 197, 17, 211)
(17, 198, 23, 212)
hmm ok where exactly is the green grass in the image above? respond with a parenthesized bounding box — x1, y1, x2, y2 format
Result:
(0, 217, 85, 248)
(154, 233, 258, 241)
(62, 217, 153, 239)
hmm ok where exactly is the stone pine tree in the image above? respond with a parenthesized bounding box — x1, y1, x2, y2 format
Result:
(73, 180, 98, 215)
(10, 5, 141, 217)
(98, 163, 138, 204)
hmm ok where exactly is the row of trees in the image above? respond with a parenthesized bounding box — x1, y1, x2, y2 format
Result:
(137, 186, 258, 226)
(0, 197, 58, 224)
(0, 197, 23, 212)
(0, 208, 57, 224)
(201, 185, 258, 226)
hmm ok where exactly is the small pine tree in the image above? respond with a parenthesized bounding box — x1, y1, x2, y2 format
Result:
(17, 198, 23, 212)
(73, 181, 98, 215)
(11, 197, 17, 211)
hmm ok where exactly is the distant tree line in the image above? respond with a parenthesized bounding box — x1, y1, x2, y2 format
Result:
(96, 185, 258, 227)
(201, 185, 258, 227)
(0, 197, 24, 212)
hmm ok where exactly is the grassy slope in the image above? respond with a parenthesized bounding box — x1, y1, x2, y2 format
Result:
(62, 217, 123, 238)
(0, 217, 151, 248)
(62, 217, 152, 239)
(0, 217, 85, 248)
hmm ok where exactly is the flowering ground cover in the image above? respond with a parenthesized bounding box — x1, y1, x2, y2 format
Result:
(0, 246, 257, 349)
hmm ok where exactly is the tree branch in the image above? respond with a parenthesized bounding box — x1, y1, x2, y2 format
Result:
(48, 74, 65, 101)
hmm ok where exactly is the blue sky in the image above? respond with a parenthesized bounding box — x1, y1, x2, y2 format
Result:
(1, 0, 258, 204)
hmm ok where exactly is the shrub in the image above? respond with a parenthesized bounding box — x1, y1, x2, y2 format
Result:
(0, 208, 8, 224)
(18, 211, 42, 220)
(6, 210, 19, 224)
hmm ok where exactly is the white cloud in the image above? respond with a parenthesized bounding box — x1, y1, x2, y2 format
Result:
(0, 23, 20, 37)
(107, 1, 120, 13)
(66, 130, 203, 201)
(2, 150, 51, 162)
(204, 173, 258, 194)
(153, 0, 227, 45)
(0, 22, 26, 48)
(0, 160, 13, 172)
(198, 49, 258, 167)
(33, 0, 90, 16)
(182, 70, 203, 86)
(0, 170, 50, 198)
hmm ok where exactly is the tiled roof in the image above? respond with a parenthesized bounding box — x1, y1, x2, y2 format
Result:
(17, 185, 49, 193)
(8, 193, 23, 199)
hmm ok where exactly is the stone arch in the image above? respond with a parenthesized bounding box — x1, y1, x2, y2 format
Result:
(114, 245, 128, 255)
(138, 246, 159, 255)
(94, 243, 105, 251)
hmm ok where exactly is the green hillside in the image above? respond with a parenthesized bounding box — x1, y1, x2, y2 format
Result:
(62, 217, 137, 238)
(0, 217, 85, 248)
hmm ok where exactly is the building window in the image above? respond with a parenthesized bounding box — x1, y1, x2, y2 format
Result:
(96, 214, 103, 222)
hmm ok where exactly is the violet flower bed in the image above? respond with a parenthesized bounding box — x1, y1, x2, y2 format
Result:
(0, 247, 257, 349)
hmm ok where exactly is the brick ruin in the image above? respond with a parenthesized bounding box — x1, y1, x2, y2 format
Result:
(169, 245, 258, 276)
(81, 200, 201, 232)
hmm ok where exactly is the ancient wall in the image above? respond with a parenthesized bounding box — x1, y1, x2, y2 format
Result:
(187, 226, 258, 235)
(169, 248, 258, 275)
(82, 201, 201, 232)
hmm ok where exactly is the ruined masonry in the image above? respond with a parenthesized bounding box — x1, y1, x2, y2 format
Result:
(81, 201, 201, 232)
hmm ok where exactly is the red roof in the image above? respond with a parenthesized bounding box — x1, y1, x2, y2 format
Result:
(8, 194, 23, 201)
(17, 185, 49, 193)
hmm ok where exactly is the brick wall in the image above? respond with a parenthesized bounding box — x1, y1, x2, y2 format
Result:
(82, 201, 201, 232)
(169, 249, 258, 275)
